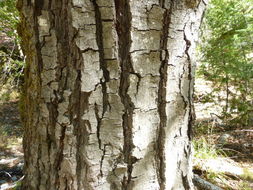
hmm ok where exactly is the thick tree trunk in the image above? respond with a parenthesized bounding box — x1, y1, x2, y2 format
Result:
(18, 0, 207, 189)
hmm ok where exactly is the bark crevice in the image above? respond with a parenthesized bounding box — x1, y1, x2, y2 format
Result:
(114, 0, 136, 188)
(92, 0, 111, 152)
(183, 25, 193, 140)
(73, 72, 88, 190)
(156, 1, 174, 189)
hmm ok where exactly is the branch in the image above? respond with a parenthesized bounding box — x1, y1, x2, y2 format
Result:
(193, 174, 223, 190)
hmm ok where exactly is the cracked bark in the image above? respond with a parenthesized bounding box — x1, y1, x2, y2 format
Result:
(18, 0, 208, 189)
(114, 0, 135, 188)
(156, 1, 174, 189)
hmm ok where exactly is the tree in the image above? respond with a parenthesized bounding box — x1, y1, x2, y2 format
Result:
(198, 0, 253, 126)
(18, 0, 207, 189)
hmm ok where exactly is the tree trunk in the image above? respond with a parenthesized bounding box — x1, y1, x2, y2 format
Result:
(18, 0, 207, 189)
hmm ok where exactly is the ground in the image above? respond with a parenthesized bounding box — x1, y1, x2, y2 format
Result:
(193, 76, 253, 190)
(0, 96, 23, 189)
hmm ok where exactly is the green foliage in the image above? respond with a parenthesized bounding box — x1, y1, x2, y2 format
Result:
(0, 0, 24, 87)
(0, 0, 19, 40)
(198, 0, 253, 126)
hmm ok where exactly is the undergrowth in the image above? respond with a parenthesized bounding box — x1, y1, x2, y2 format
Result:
(193, 121, 253, 190)
(193, 137, 226, 160)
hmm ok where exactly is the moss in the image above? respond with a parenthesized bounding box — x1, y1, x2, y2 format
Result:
(16, 2, 37, 126)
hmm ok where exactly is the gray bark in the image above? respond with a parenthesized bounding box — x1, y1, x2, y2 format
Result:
(18, 0, 207, 189)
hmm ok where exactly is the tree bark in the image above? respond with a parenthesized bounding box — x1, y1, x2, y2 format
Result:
(18, 0, 207, 189)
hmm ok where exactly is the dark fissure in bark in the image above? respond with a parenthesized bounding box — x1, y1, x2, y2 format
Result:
(92, 0, 110, 82)
(114, 0, 136, 189)
(182, 173, 191, 190)
(92, 0, 111, 177)
(66, 3, 92, 190)
(182, 144, 192, 189)
(72, 72, 91, 190)
(92, 0, 110, 152)
(157, 1, 174, 189)
(36, 144, 42, 189)
(47, 101, 58, 187)
(181, 26, 194, 189)
(183, 28, 193, 141)
(77, 90, 91, 190)
(53, 0, 71, 187)
(27, 2, 44, 188)
(55, 124, 66, 172)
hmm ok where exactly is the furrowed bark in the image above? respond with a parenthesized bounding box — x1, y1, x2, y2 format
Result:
(156, 1, 173, 189)
(114, 0, 135, 189)
(18, 0, 208, 189)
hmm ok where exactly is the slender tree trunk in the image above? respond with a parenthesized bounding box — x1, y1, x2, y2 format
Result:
(18, 0, 207, 189)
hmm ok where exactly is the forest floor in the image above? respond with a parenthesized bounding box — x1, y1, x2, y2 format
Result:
(193, 77, 253, 190)
(0, 92, 23, 189)
(0, 79, 252, 189)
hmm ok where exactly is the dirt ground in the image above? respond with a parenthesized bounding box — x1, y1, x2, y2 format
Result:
(0, 100, 23, 189)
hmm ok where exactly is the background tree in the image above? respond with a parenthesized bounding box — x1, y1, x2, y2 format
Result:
(18, 0, 207, 189)
(0, 0, 24, 87)
(198, 0, 253, 126)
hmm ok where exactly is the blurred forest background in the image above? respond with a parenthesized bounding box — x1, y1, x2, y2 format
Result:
(0, 0, 252, 189)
